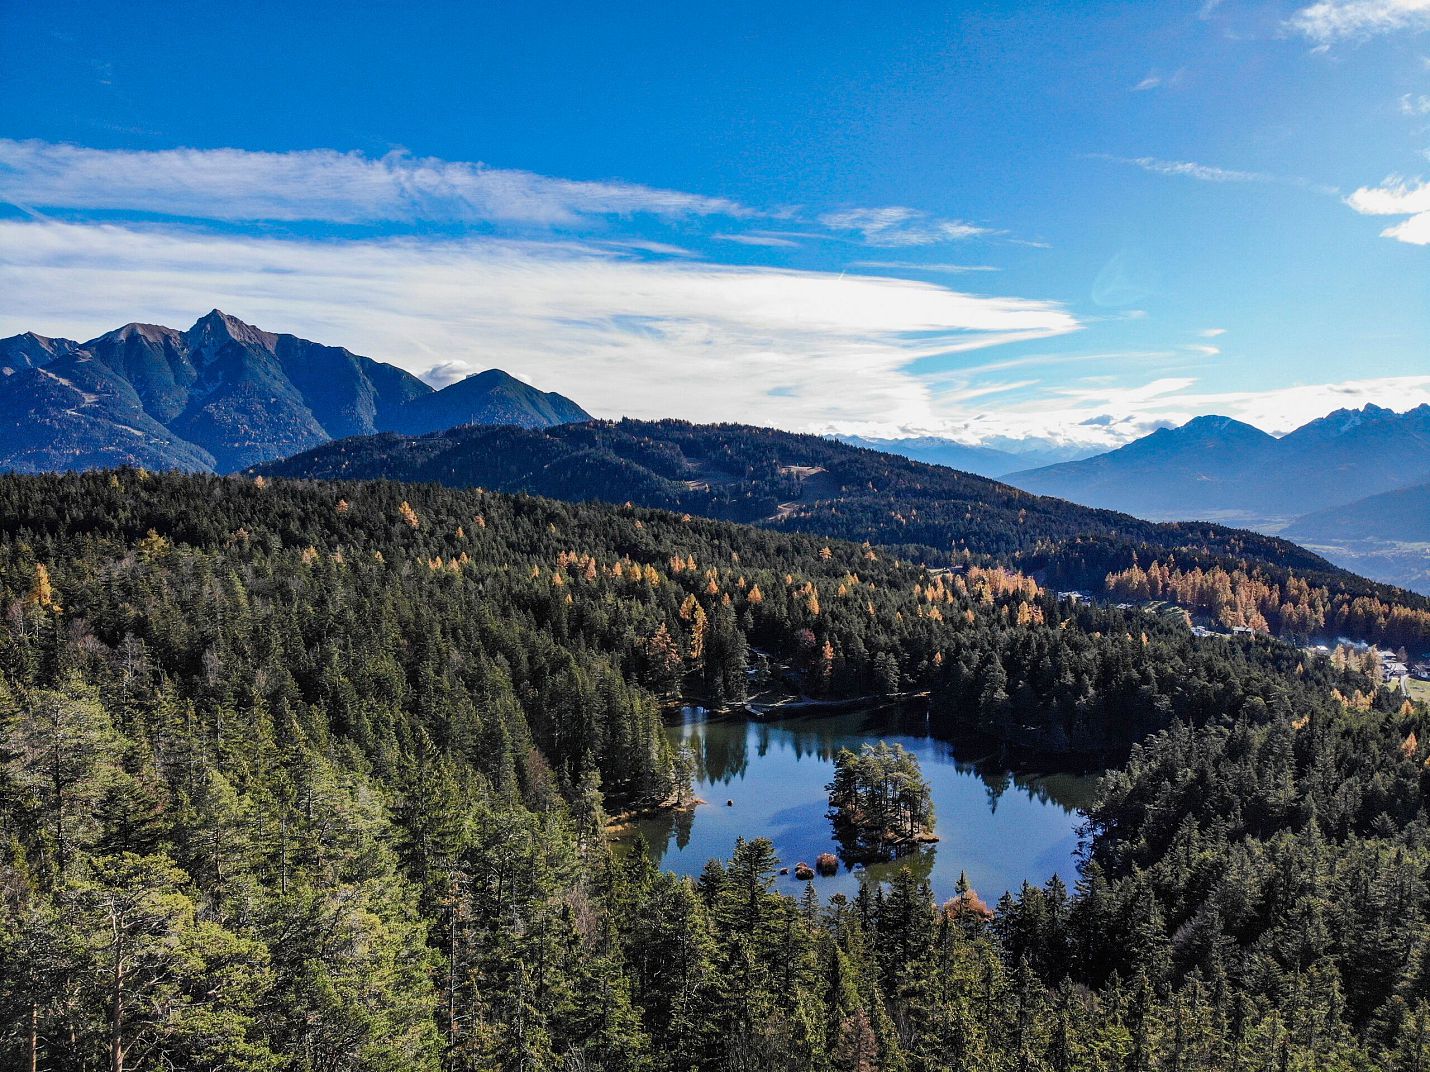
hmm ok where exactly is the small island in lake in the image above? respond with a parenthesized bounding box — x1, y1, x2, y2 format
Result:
(826, 741, 937, 862)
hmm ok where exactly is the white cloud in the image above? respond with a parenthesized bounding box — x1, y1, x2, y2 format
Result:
(0, 139, 749, 226)
(0, 139, 1030, 254)
(1288, 0, 1430, 43)
(1346, 176, 1430, 243)
(713, 233, 801, 247)
(1173, 377, 1430, 435)
(421, 360, 478, 388)
(8, 221, 1418, 452)
(0, 139, 1036, 262)
(1133, 69, 1185, 91)
(1199, 327, 1227, 337)
(1186, 344, 1222, 356)
(743, 229, 837, 243)
(0, 220, 1079, 432)
(819, 206, 995, 246)
(1347, 176, 1430, 213)
(1382, 211, 1430, 241)
(1401, 93, 1430, 114)
(848, 261, 1001, 273)
(1096, 155, 1340, 196)
(1108, 155, 1272, 183)
(818, 372, 1430, 449)
(597, 239, 699, 257)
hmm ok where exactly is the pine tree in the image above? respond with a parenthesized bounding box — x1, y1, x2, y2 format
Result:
(70, 852, 278, 1072)
(3, 683, 121, 879)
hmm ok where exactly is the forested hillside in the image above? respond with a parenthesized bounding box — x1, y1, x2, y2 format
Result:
(0, 470, 1427, 1069)
(255, 417, 1430, 649)
(1107, 558, 1430, 649)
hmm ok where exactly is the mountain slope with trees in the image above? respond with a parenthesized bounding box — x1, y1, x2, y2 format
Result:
(254, 417, 1430, 648)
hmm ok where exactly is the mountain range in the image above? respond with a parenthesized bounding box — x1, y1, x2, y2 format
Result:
(5, 310, 1426, 602)
(1004, 404, 1430, 593)
(0, 311, 590, 473)
(1007, 405, 1430, 524)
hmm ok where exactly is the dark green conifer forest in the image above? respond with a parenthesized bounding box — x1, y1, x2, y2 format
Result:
(1, 470, 1427, 1070)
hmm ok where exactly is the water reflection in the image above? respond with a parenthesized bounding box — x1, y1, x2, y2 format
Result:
(624, 706, 1099, 902)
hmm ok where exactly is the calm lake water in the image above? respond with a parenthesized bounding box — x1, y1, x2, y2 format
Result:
(623, 706, 1099, 904)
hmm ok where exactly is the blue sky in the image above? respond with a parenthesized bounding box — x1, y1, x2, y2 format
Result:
(1, 0, 1427, 447)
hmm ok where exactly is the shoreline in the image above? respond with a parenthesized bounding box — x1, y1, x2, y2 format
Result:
(606, 796, 707, 836)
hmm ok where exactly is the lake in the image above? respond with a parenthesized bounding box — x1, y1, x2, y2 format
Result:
(622, 705, 1099, 904)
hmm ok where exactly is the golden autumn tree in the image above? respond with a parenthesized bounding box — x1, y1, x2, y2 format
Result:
(26, 564, 61, 613)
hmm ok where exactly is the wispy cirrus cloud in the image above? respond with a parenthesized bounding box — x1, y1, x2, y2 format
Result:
(0, 138, 749, 226)
(1346, 176, 1430, 243)
(0, 140, 1028, 253)
(1099, 154, 1273, 184)
(1287, 0, 1430, 43)
(0, 219, 1079, 433)
(1093, 155, 1340, 196)
(1132, 69, 1185, 92)
(713, 233, 801, 247)
(818, 206, 996, 247)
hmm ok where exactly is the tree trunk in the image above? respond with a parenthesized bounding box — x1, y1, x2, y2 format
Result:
(448, 905, 457, 1048)
(53, 745, 67, 875)
(28, 1003, 37, 1072)
(110, 956, 125, 1072)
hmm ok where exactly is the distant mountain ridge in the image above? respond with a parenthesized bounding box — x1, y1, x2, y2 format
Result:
(833, 435, 1091, 478)
(1279, 480, 1430, 595)
(1287, 479, 1430, 544)
(1004, 404, 1430, 594)
(1008, 404, 1430, 525)
(0, 311, 591, 473)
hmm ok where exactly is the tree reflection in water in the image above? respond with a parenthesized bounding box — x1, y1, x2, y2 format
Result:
(619, 704, 1099, 902)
